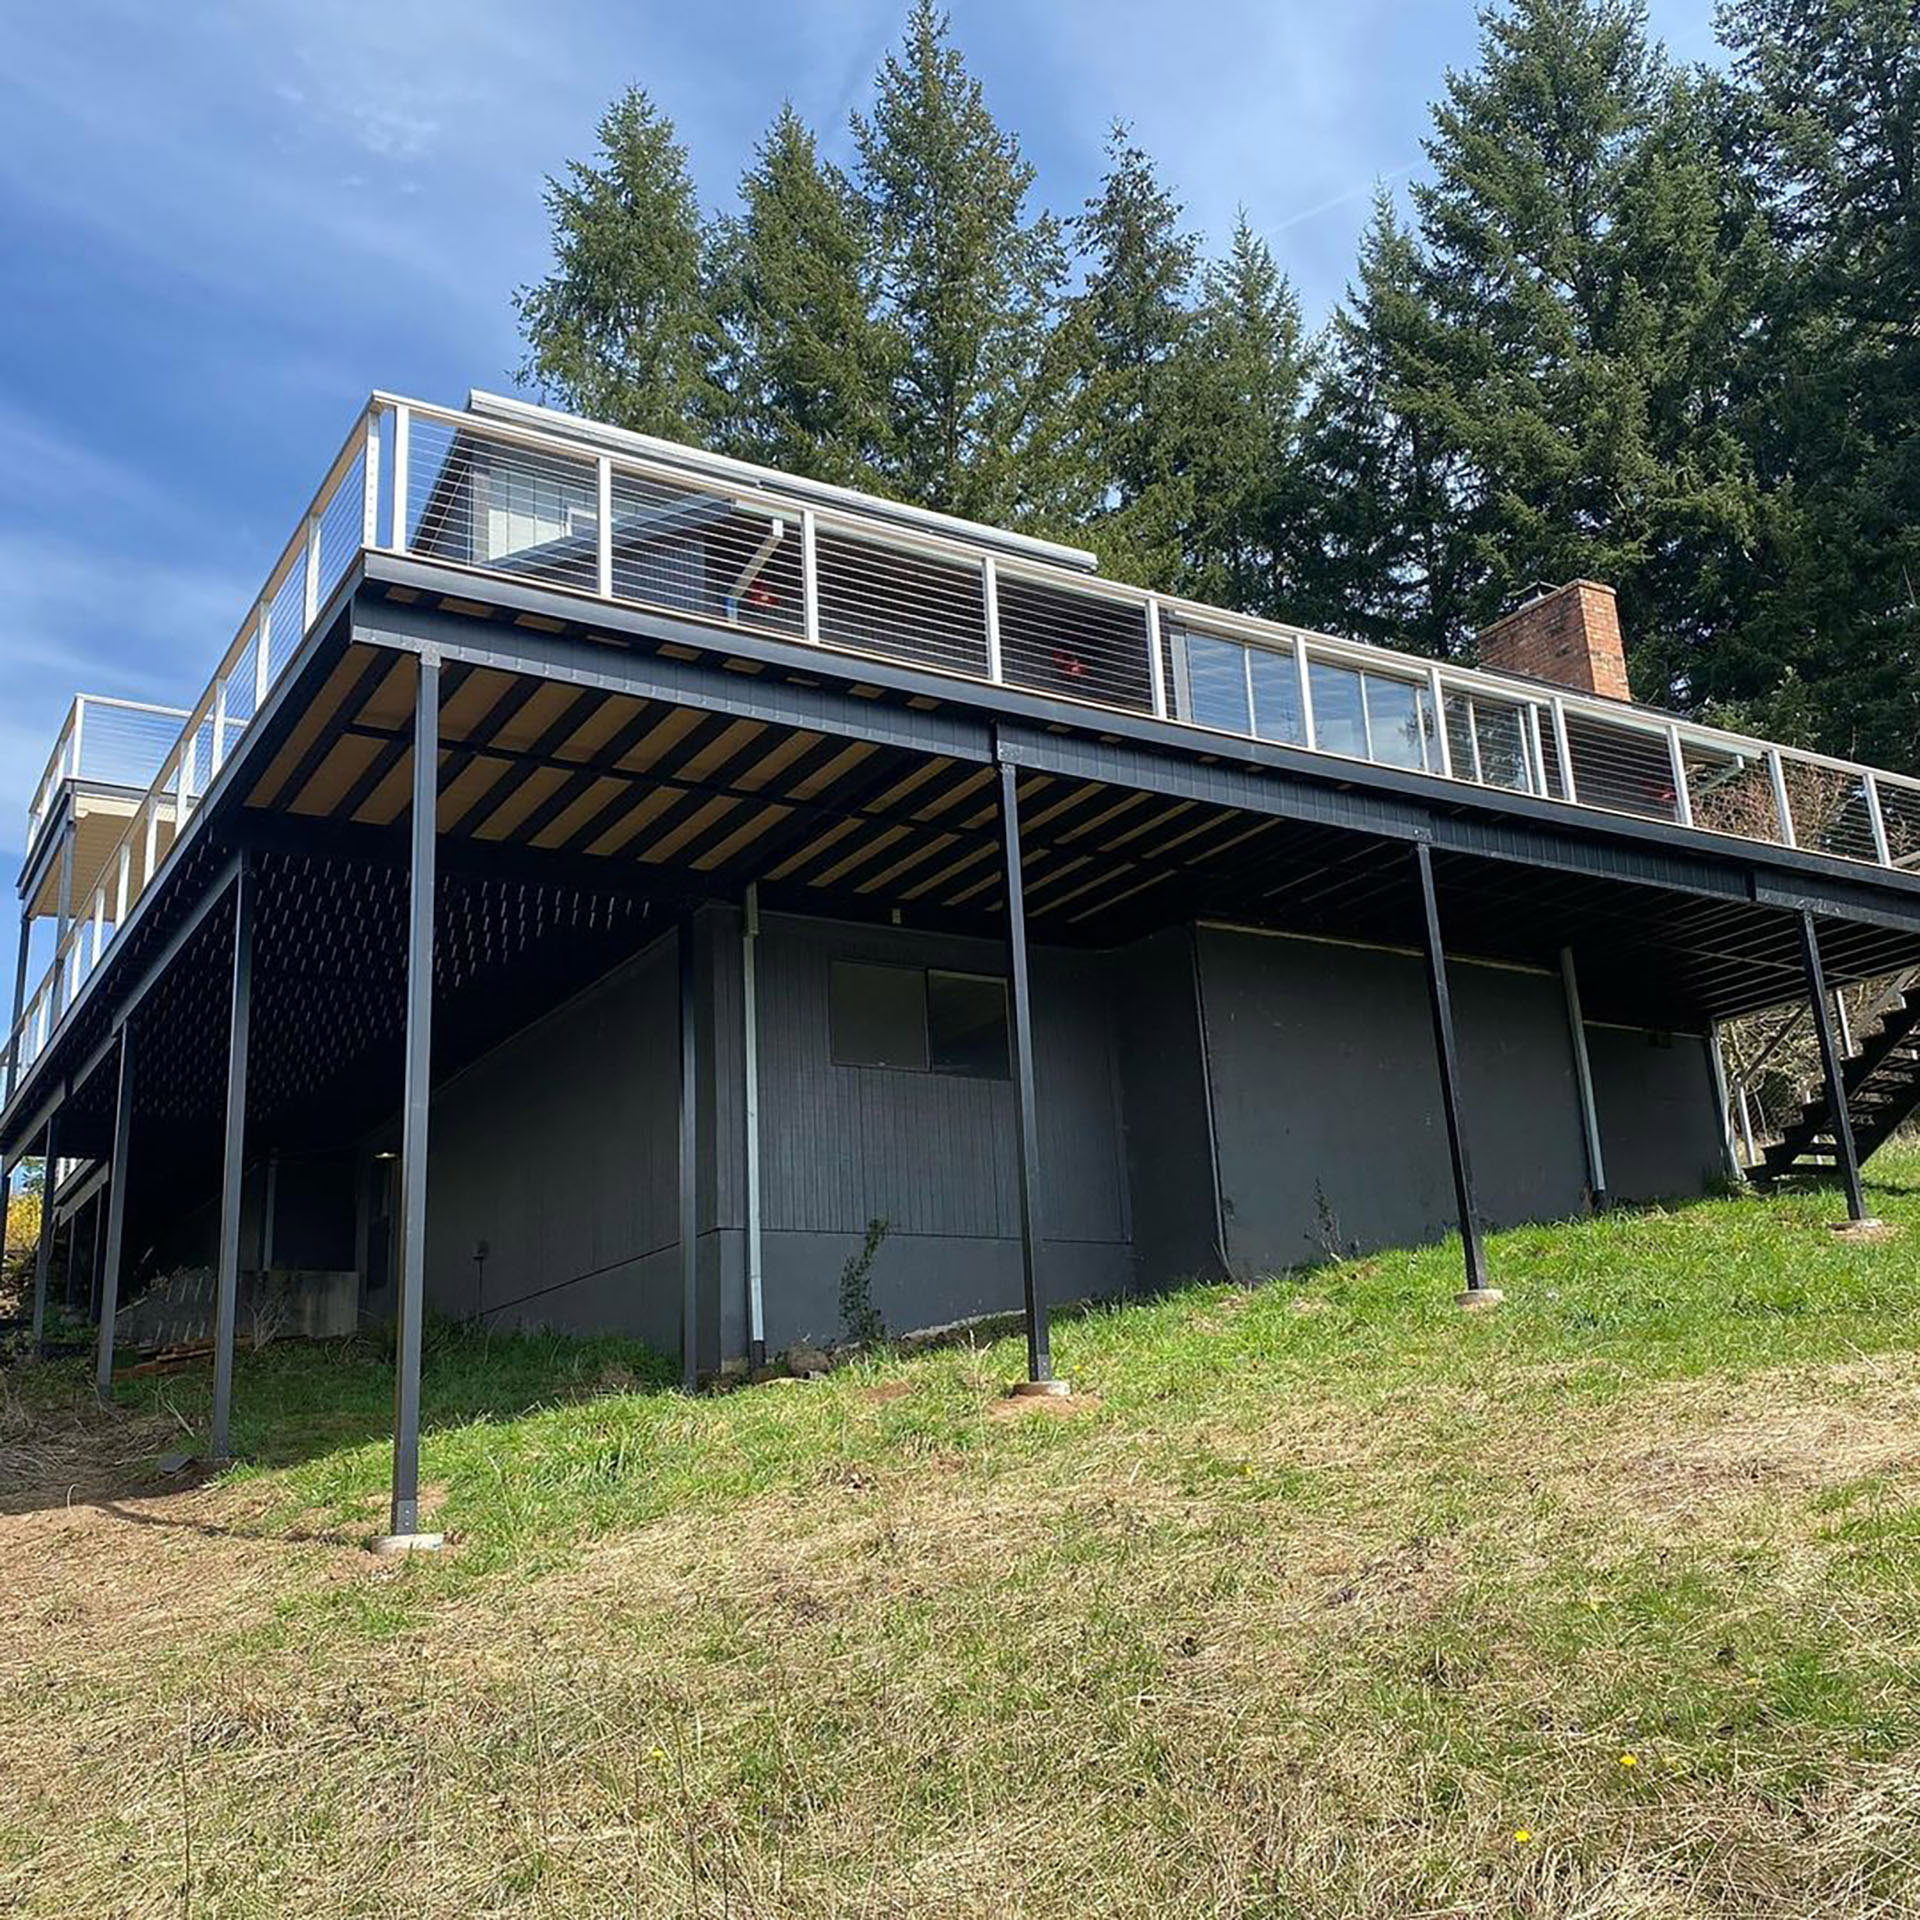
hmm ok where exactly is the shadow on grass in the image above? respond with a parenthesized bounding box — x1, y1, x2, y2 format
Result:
(0, 1321, 680, 1523)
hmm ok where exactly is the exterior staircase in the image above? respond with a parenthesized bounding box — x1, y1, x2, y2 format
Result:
(1757, 982, 1920, 1184)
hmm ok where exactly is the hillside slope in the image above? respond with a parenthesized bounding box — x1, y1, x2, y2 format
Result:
(6, 1160, 1920, 1917)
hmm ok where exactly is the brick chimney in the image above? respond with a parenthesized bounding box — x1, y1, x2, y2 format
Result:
(1476, 580, 1631, 702)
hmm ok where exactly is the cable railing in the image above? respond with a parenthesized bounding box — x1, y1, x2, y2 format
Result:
(24, 696, 192, 856)
(11, 387, 1920, 1104)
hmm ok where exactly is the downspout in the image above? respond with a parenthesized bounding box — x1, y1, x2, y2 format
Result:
(742, 884, 766, 1368)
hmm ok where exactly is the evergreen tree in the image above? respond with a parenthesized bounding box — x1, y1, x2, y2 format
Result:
(1062, 125, 1199, 579)
(1407, 0, 1760, 693)
(853, 1, 1069, 524)
(514, 88, 720, 438)
(712, 105, 894, 488)
(1716, 0, 1920, 769)
(1297, 193, 1475, 657)
(1165, 217, 1312, 614)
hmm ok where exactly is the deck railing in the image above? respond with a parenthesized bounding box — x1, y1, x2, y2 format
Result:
(10, 390, 1920, 1098)
(25, 695, 193, 858)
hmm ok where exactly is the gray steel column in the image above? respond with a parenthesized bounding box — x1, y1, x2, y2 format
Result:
(741, 885, 766, 1371)
(389, 655, 441, 1538)
(1799, 911, 1869, 1222)
(5, 908, 30, 1098)
(1413, 841, 1490, 1294)
(679, 911, 699, 1392)
(998, 761, 1052, 1382)
(1558, 947, 1608, 1209)
(30, 1114, 58, 1351)
(94, 1023, 136, 1401)
(209, 866, 254, 1463)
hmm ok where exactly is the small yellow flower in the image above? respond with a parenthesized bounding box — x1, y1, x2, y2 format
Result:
(649, 1745, 667, 1762)
(1513, 1828, 1533, 1845)
(1619, 1752, 1638, 1769)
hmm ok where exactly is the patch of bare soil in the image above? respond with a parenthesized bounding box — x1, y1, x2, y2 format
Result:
(859, 1381, 913, 1405)
(987, 1390, 1103, 1421)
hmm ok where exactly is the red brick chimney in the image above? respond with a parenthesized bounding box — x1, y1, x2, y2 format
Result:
(1476, 580, 1631, 702)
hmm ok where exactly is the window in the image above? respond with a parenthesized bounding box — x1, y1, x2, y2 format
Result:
(830, 961, 1009, 1078)
(928, 971, 1010, 1078)
(1249, 646, 1306, 746)
(1184, 633, 1250, 733)
(1308, 659, 1367, 758)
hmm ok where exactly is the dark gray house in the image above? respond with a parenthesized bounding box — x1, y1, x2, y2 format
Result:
(7, 390, 1917, 1543)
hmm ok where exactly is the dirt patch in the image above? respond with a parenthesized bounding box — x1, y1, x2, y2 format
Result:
(1829, 1218, 1901, 1244)
(988, 1391, 1103, 1421)
(859, 1381, 914, 1405)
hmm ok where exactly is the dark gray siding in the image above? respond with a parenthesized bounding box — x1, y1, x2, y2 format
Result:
(422, 934, 682, 1351)
(1197, 927, 1593, 1272)
(1586, 1024, 1727, 1203)
(749, 915, 1133, 1350)
(1112, 929, 1222, 1288)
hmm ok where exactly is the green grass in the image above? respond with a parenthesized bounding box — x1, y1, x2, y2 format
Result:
(7, 1159, 1920, 1915)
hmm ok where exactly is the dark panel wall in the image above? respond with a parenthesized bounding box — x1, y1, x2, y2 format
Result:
(422, 933, 682, 1352)
(1198, 928, 1593, 1272)
(1586, 1024, 1727, 1203)
(748, 914, 1132, 1350)
(1112, 929, 1222, 1288)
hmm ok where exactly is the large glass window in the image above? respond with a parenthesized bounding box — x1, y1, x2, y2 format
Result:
(1184, 633, 1250, 733)
(928, 972, 1010, 1078)
(1364, 674, 1428, 771)
(1308, 659, 1367, 758)
(1249, 646, 1306, 746)
(830, 961, 1009, 1079)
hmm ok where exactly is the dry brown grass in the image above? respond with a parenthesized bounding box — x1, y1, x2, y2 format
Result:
(7, 1178, 1920, 1916)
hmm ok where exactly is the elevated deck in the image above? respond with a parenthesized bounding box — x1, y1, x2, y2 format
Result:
(10, 387, 1920, 1123)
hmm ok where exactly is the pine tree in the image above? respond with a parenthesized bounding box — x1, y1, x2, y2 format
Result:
(514, 89, 720, 439)
(1716, 0, 1920, 769)
(1407, 0, 1761, 693)
(1062, 125, 1199, 579)
(1297, 194, 1475, 657)
(1165, 217, 1311, 615)
(853, 1, 1069, 524)
(712, 105, 894, 488)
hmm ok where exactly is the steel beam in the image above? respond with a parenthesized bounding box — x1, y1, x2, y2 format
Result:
(1798, 911, 1869, 1222)
(209, 864, 254, 1462)
(742, 885, 766, 1371)
(998, 760, 1053, 1381)
(388, 655, 441, 1540)
(94, 1023, 136, 1401)
(1413, 841, 1491, 1295)
(679, 911, 699, 1391)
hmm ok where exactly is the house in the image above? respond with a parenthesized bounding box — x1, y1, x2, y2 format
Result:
(7, 389, 1917, 1546)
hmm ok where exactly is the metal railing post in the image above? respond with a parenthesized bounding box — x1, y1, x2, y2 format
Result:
(1146, 598, 1168, 721)
(389, 404, 411, 551)
(302, 512, 322, 630)
(361, 406, 382, 551)
(1668, 727, 1694, 828)
(1550, 697, 1577, 802)
(595, 454, 613, 599)
(1525, 704, 1549, 797)
(1865, 773, 1892, 866)
(800, 508, 820, 643)
(1295, 642, 1317, 751)
(254, 599, 272, 710)
(1769, 749, 1796, 847)
(1427, 666, 1454, 779)
(68, 699, 86, 784)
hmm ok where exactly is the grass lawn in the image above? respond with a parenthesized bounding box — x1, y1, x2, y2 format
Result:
(6, 1158, 1920, 1917)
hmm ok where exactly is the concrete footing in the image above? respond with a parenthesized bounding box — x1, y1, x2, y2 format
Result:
(1454, 1286, 1506, 1311)
(1828, 1217, 1892, 1242)
(1008, 1377, 1074, 1398)
(370, 1531, 445, 1555)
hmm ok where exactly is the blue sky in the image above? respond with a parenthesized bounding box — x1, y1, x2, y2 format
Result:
(0, 0, 1722, 877)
